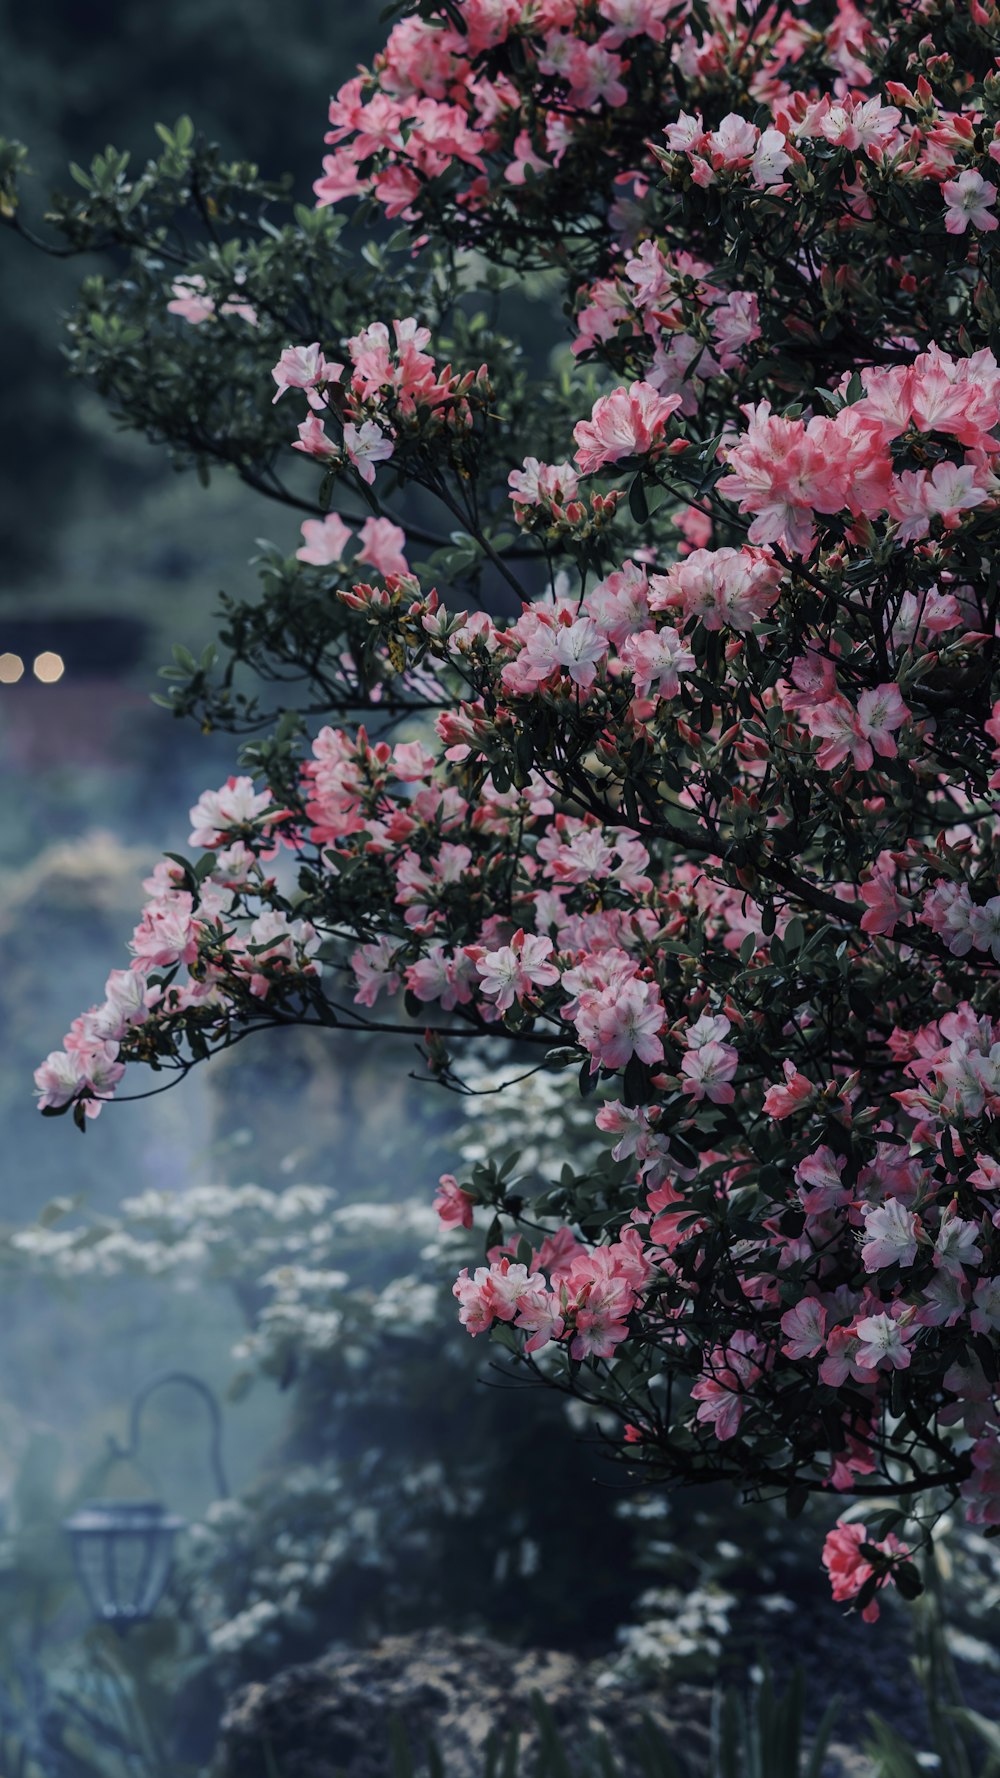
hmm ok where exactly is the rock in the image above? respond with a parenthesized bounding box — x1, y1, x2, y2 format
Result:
(214, 1628, 712, 1777)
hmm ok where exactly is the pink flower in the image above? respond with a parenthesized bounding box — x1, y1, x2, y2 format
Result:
(514, 1284, 566, 1354)
(935, 1203, 984, 1274)
(853, 1308, 915, 1370)
(967, 897, 1000, 962)
(860, 856, 912, 936)
(292, 415, 340, 461)
(189, 775, 273, 847)
(861, 1200, 920, 1271)
(805, 694, 874, 771)
(751, 128, 792, 187)
(502, 612, 609, 692)
(271, 343, 340, 403)
(819, 1326, 878, 1387)
(314, 148, 369, 207)
(503, 131, 551, 187)
(351, 935, 402, 1007)
(356, 517, 409, 577)
(548, 617, 609, 688)
(434, 1174, 475, 1229)
(707, 113, 758, 170)
(822, 1521, 909, 1623)
(597, 0, 674, 46)
(680, 1040, 738, 1104)
(166, 275, 218, 325)
(130, 900, 199, 969)
(891, 462, 990, 541)
(559, 1247, 636, 1359)
(391, 740, 436, 781)
(780, 1298, 827, 1360)
(796, 1147, 851, 1214)
(508, 457, 580, 510)
(963, 1433, 1000, 1526)
(452, 1257, 543, 1337)
(971, 1154, 1000, 1193)
(35, 1041, 125, 1117)
(405, 946, 476, 1012)
(472, 929, 559, 1011)
(573, 383, 682, 474)
(296, 514, 353, 565)
(92, 969, 152, 1041)
(691, 1331, 763, 1441)
(452, 1265, 499, 1335)
(762, 1060, 815, 1119)
(857, 685, 910, 757)
(971, 1276, 1000, 1334)
(34, 1048, 90, 1112)
(943, 170, 998, 235)
(663, 112, 707, 154)
(650, 546, 780, 632)
(166, 274, 258, 326)
(620, 625, 693, 699)
(574, 976, 665, 1071)
(343, 420, 394, 484)
(718, 401, 890, 556)
(710, 292, 762, 369)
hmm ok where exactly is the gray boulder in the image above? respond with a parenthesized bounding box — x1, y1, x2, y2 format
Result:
(214, 1628, 711, 1777)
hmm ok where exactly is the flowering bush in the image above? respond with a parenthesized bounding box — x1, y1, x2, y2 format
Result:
(8, 1171, 642, 1665)
(12, 0, 1000, 1613)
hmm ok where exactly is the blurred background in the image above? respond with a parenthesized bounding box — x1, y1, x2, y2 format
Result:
(0, 0, 387, 1494)
(2, 7, 1000, 1775)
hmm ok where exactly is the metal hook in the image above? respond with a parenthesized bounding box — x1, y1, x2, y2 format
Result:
(124, 1370, 230, 1499)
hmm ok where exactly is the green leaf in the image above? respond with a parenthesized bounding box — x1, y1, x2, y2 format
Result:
(628, 473, 649, 524)
(544, 1046, 580, 1069)
(946, 1708, 1000, 1762)
(892, 1561, 924, 1601)
(805, 1693, 842, 1778)
(499, 1727, 520, 1778)
(783, 916, 805, 953)
(39, 1196, 80, 1227)
(530, 1693, 573, 1778)
(388, 1713, 415, 1778)
(864, 1712, 923, 1778)
(623, 1054, 648, 1107)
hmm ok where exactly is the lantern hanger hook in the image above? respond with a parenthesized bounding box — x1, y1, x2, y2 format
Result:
(119, 1369, 230, 1500)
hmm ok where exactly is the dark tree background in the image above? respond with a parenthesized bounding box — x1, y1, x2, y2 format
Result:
(0, 0, 383, 581)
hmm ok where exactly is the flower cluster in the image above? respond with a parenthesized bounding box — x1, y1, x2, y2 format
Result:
(273, 319, 490, 485)
(311, 0, 881, 254)
(29, 0, 1000, 1621)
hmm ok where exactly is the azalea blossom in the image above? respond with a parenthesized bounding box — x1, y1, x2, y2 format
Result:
(942, 170, 998, 235)
(861, 1200, 919, 1272)
(472, 930, 559, 1011)
(573, 383, 682, 473)
(343, 420, 395, 484)
(296, 513, 353, 565)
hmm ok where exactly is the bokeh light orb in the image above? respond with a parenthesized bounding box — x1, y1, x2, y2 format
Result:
(33, 650, 65, 683)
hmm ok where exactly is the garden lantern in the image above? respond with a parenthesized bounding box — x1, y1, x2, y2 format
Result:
(64, 1370, 229, 1633)
(64, 1499, 184, 1631)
